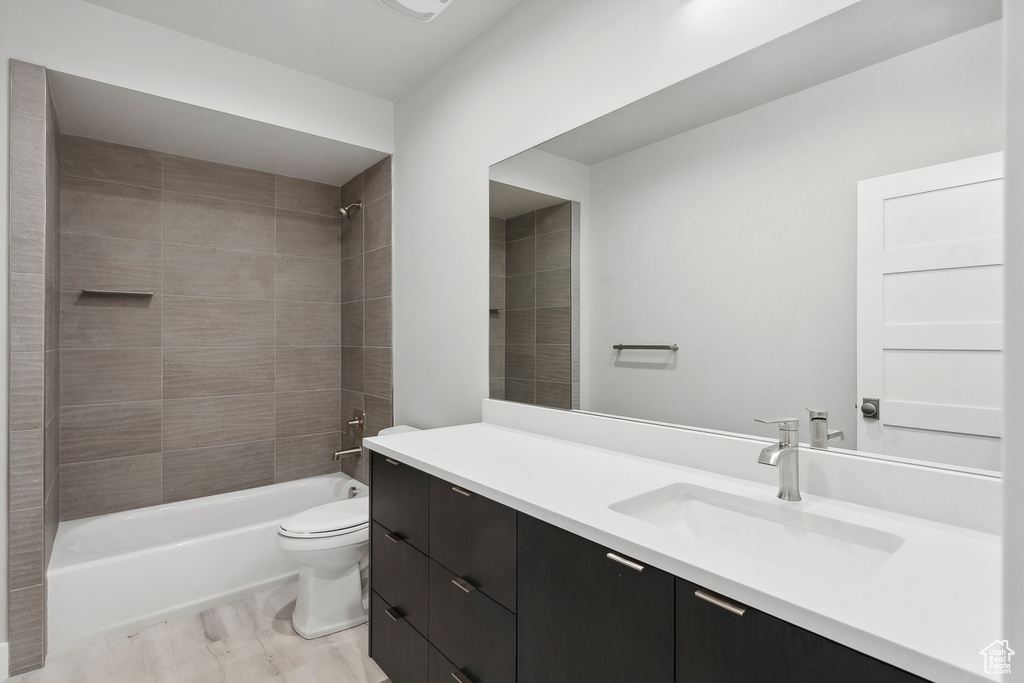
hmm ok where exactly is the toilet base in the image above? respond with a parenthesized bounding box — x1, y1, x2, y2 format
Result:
(292, 561, 367, 639)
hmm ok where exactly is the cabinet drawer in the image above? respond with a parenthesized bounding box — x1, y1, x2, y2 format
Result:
(675, 578, 927, 683)
(371, 450, 429, 554)
(428, 559, 516, 683)
(371, 521, 428, 637)
(518, 513, 674, 683)
(371, 591, 428, 683)
(428, 645, 478, 683)
(428, 476, 517, 612)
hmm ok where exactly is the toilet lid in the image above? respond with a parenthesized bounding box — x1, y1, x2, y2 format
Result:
(279, 497, 369, 538)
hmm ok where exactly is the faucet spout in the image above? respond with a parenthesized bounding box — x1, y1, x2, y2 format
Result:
(757, 444, 801, 501)
(758, 443, 796, 466)
(754, 416, 802, 502)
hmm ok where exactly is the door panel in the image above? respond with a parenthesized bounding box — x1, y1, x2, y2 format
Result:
(856, 152, 1003, 470)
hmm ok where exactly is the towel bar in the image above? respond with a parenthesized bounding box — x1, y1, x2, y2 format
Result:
(612, 344, 678, 351)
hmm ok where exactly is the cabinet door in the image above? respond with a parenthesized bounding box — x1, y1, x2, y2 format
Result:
(371, 591, 428, 683)
(428, 560, 516, 683)
(428, 644, 476, 683)
(675, 578, 927, 683)
(371, 522, 429, 637)
(370, 450, 429, 554)
(517, 513, 674, 683)
(429, 475, 517, 612)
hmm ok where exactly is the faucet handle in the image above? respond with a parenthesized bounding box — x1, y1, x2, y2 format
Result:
(806, 408, 829, 420)
(754, 417, 799, 428)
(755, 417, 799, 446)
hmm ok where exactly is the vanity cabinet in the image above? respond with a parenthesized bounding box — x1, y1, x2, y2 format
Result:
(371, 452, 927, 683)
(370, 451, 517, 683)
(517, 512, 675, 683)
(675, 577, 927, 683)
(370, 451, 431, 682)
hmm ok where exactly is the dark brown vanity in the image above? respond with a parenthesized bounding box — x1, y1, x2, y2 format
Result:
(369, 450, 926, 683)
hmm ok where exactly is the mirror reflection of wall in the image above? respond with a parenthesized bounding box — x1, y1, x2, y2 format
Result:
(489, 7, 1004, 473)
(489, 183, 580, 409)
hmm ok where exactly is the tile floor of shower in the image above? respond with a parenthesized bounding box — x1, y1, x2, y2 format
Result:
(9, 583, 387, 683)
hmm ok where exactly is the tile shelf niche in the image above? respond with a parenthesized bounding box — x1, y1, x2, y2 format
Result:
(79, 290, 154, 296)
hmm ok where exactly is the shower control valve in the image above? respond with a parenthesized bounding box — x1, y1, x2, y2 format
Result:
(347, 409, 366, 437)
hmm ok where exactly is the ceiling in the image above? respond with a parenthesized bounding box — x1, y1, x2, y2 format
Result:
(80, 0, 521, 101)
(489, 181, 565, 220)
(49, 71, 387, 186)
(538, 0, 1001, 166)
(51, 0, 523, 184)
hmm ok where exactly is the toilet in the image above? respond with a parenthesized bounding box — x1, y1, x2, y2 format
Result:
(277, 426, 419, 639)
(277, 494, 370, 639)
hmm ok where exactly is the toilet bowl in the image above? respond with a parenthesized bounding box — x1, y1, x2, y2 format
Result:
(277, 494, 369, 639)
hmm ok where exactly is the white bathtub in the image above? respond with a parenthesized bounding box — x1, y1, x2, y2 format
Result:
(48, 473, 365, 654)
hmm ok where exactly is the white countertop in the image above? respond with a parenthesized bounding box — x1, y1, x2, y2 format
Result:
(364, 422, 1001, 683)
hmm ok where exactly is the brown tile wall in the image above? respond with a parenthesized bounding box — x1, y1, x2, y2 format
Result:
(335, 160, 394, 486)
(488, 217, 506, 400)
(499, 202, 578, 410)
(8, 58, 61, 676)
(57, 138, 392, 520)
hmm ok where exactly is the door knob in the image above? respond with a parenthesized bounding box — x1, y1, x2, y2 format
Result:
(861, 398, 879, 419)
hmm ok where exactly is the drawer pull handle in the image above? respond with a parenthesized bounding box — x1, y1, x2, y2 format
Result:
(384, 457, 399, 466)
(451, 577, 476, 593)
(695, 590, 747, 616)
(451, 672, 472, 683)
(606, 552, 644, 572)
(384, 607, 402, 622)
(384, 532, 402, 544)
(451, 485, 472, 497)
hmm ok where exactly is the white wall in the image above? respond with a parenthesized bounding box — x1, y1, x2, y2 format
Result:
(586, 23, 1003, 445)
(0, 0, 394, 651)
(1004, 1, 1024, 676)
(392, 0, 861, 429)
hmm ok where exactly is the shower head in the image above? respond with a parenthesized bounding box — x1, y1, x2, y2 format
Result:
(336, 202, 362, 219)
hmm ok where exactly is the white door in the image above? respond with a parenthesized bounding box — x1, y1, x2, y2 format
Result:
(856, 153, 1004, 471)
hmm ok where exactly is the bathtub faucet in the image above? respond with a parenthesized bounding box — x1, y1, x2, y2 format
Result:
(333, 448, 361, 461)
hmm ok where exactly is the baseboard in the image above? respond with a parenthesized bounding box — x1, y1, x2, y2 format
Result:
(0, 641, 10, 680)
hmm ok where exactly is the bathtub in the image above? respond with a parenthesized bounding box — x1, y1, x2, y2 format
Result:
(48, 473, 365, 654)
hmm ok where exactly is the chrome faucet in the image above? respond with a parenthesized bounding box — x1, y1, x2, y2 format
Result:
(754, 417, 802, 502)
(807, 408, 844, 449)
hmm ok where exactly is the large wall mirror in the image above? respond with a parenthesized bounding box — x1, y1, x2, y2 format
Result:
(489, 0, 1005, 474)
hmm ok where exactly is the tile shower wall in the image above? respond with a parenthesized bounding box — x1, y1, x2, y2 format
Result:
(336, 161, 394, 485)
(58, 137, 392, 520)
(8, 59, 61, 676)
(498, 202, 580, 410)
(489, 217, 506, 400)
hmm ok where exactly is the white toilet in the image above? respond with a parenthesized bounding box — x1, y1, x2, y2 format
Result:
(277, 494, 370, 639)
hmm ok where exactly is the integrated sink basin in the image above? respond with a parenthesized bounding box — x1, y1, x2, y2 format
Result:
(609, 483, 904, 578)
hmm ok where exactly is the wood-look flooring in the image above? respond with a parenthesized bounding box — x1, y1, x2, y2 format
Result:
(10, 583, 388, 683)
